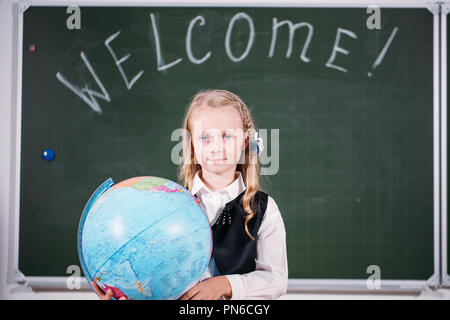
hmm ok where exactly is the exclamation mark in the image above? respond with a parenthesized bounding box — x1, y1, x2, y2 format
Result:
(368, 27, 399, 77)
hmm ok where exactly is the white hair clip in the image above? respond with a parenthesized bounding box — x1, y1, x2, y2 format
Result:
(250, 132, 264, 156)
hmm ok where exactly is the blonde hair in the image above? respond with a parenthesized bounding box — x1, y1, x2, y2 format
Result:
(177, 89, 260, 240)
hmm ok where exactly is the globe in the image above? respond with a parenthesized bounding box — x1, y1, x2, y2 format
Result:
(77, 176, 212, 300)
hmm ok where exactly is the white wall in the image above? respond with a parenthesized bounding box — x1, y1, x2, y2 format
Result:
(1, 0, 449, 300)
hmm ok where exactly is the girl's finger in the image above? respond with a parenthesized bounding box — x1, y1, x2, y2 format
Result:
(91, 281, 105, 297)
(180, 286, 199, 300)
(189, 292, 203, 300)
(104, 289, 114, 300)
(179, 292, 189, 300)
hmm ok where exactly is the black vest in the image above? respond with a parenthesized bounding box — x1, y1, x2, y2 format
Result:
(210, 190, 268, 275)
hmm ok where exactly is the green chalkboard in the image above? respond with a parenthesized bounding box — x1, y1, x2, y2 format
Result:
(20, 6, 434, 281)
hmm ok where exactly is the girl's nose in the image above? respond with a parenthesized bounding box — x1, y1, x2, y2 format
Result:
(209, 136, 225, 156)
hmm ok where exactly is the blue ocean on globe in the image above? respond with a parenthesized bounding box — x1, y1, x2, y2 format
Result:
(77, 176, 212, 300)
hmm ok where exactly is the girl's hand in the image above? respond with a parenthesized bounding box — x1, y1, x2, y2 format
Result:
(180, 276, 232, 300)
(91, 281, 127, 300)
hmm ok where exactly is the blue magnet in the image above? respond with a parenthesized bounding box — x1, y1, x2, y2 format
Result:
(42, 149, 55, 161)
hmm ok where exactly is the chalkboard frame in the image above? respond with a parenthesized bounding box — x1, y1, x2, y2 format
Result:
(441, 4, 450, 288)
(7, 0, 445, 293)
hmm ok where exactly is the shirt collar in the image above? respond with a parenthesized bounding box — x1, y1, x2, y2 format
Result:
(191, 170, 246, 199)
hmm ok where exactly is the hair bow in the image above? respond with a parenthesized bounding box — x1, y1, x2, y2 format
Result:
(250, 132, 264, 156)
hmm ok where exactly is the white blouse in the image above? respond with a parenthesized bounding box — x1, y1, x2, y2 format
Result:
(191, 171, 288, 300)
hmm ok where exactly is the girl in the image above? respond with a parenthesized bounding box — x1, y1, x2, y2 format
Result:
(177, 89, 288, 300)
(93, 89, 288, 300)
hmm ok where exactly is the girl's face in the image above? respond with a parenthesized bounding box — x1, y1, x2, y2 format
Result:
(189, 105, 247, 175)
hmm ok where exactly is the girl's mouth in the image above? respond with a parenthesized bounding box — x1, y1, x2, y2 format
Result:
(207, 158, 227, 163)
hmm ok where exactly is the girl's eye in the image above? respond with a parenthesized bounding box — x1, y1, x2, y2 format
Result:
(224, 134, 233, 140)
(200, 136, 209, 142)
